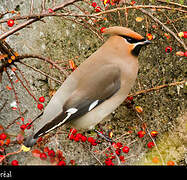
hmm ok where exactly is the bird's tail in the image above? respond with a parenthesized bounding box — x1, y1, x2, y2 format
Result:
(23, 110, 75, 148)
(23, 134, 38, 148)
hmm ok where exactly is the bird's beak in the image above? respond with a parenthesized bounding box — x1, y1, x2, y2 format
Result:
(143, 40, 151, 46)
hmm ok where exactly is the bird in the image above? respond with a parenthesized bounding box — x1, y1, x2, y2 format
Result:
(23, 26, 151, 147)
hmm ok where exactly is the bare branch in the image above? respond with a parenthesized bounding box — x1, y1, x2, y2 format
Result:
(16, 54, 68, 77)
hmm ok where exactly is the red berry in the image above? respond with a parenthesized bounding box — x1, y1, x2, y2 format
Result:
(57, 160, 66, 166)
(165, 46, 172, 53)
(115, 149, 121, 156)
(76, 133, 82, 138)
(25, 123, 31, 129)
(183, 31, 187, 38)
(7, 19, 14, 27)
(137, 130, 146, 138)
(122, 146, 129, 153)
(20, 124, 26, 131)
(147, 141, 155, 148)
(105, 158, 114, 166)
(74, 135, 80, 142)
(87, 137, 94, 143)
(95, 6, 101, 12)
(81, 135, 87, 142)
(150, 131, 158, 137)
(68, 134, 75, 140)
(70, 128, 77, 135)
(167, 160, 175, 166)
(119, 155, 125, 162)
(73, 133, 83, 142)
(0, 133, 7, 140)
(91, 139, 97, 146)
(146, 33, 153, 40)
(127, 96, 133, 101)
(116, 142, 123, 148)
(44, 147, 50, 153)
(40, 153, 47, 160)
(39, 96, 45, 103)
(70, 160, 75, 165)
(184, 51, 187, 57)
(48, 150, 55, 157)
(5, 138, 10, 146)
(37, 137, 43, 143)
(11, 160, 19, 166)
(100, 27, 106, 33)
(48, 8, 54, 13)
(37, 103, 44, 110)
(130, 1, 136, 5)
(0, 140, 4, 146)
(92, 2, 97, 8)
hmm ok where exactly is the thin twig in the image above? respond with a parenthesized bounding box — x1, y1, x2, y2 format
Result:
(6, 110, 28, 129)
(139, 8, 187, 50)
(128, 80, 186, 97)
(108, 142, 121, 165)
(13, 68, 38, 103)
(80, 142, 103, 165)
(16, 54, 68, 77)
(95, 5, 187, 16)
(0, 0, 80, 40)
(156, 0, 187, 9)
(0, 146, 22, 163)
(0, 12, 100, 24)
(136, 112, 165, 165)
(0, 99, 8, 113)
(19, 61, 62, 84)
(5, 68, 22, 116)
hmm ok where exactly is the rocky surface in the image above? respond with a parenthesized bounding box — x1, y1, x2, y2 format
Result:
(0, 0, 186, 165)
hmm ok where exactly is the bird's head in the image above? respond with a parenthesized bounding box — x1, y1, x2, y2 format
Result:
(102, 26, 151, 56)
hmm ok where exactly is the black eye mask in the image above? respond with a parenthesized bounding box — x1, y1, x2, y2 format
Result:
(120, 35, 145, 44)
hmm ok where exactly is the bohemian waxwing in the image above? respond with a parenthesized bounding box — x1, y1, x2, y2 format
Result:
(24, 26, 151, 147)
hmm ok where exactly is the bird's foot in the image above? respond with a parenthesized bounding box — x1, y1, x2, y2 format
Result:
(94, 129, 113, 143)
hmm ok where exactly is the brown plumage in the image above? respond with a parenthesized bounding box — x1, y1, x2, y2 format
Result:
(24, 26, 151, 147)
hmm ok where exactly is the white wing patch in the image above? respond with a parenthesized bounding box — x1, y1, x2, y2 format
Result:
(66, 108, 78, 114)
(88, 100, 99, 111)
(37, 108, 78, 137)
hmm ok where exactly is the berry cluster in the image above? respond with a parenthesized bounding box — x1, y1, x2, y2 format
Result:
(137, 130, 159, 148)
(37, 96, 45, 110)
(68, 128, 98, 146)
(32, 147, 67, 166)
(91, 2, 102, 12)
(0, 132, 10, 147)
(103, 142, 130, 166)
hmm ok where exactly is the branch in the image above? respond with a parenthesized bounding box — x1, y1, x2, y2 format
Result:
(0, 0, 80, 40)
(128, 80, 186, 97)
(95, 5, 187, 16)
(19, 61, 63, 84)
(0, 146, 22, 163)
(156, 0, 187, 9)
(139, 8, 187, 50)
(0, 13, 99, 24)
(16, 54, 68, 77)
(136, 112, 165, 165)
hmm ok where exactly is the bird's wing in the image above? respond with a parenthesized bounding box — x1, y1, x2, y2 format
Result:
(34, 64, 121, 138)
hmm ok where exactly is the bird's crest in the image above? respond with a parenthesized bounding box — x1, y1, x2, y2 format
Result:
(103, 26, 144, 41)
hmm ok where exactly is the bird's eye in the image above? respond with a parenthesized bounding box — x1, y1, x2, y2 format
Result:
(125, 37, 135, 43)
(121, 35, 146, 44)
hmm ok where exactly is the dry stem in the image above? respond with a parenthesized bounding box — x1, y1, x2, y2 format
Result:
(129, 80, 186, 97)
(17, 54, 68, 77)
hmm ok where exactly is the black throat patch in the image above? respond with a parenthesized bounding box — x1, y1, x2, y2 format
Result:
(131, 44, 144, 57)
